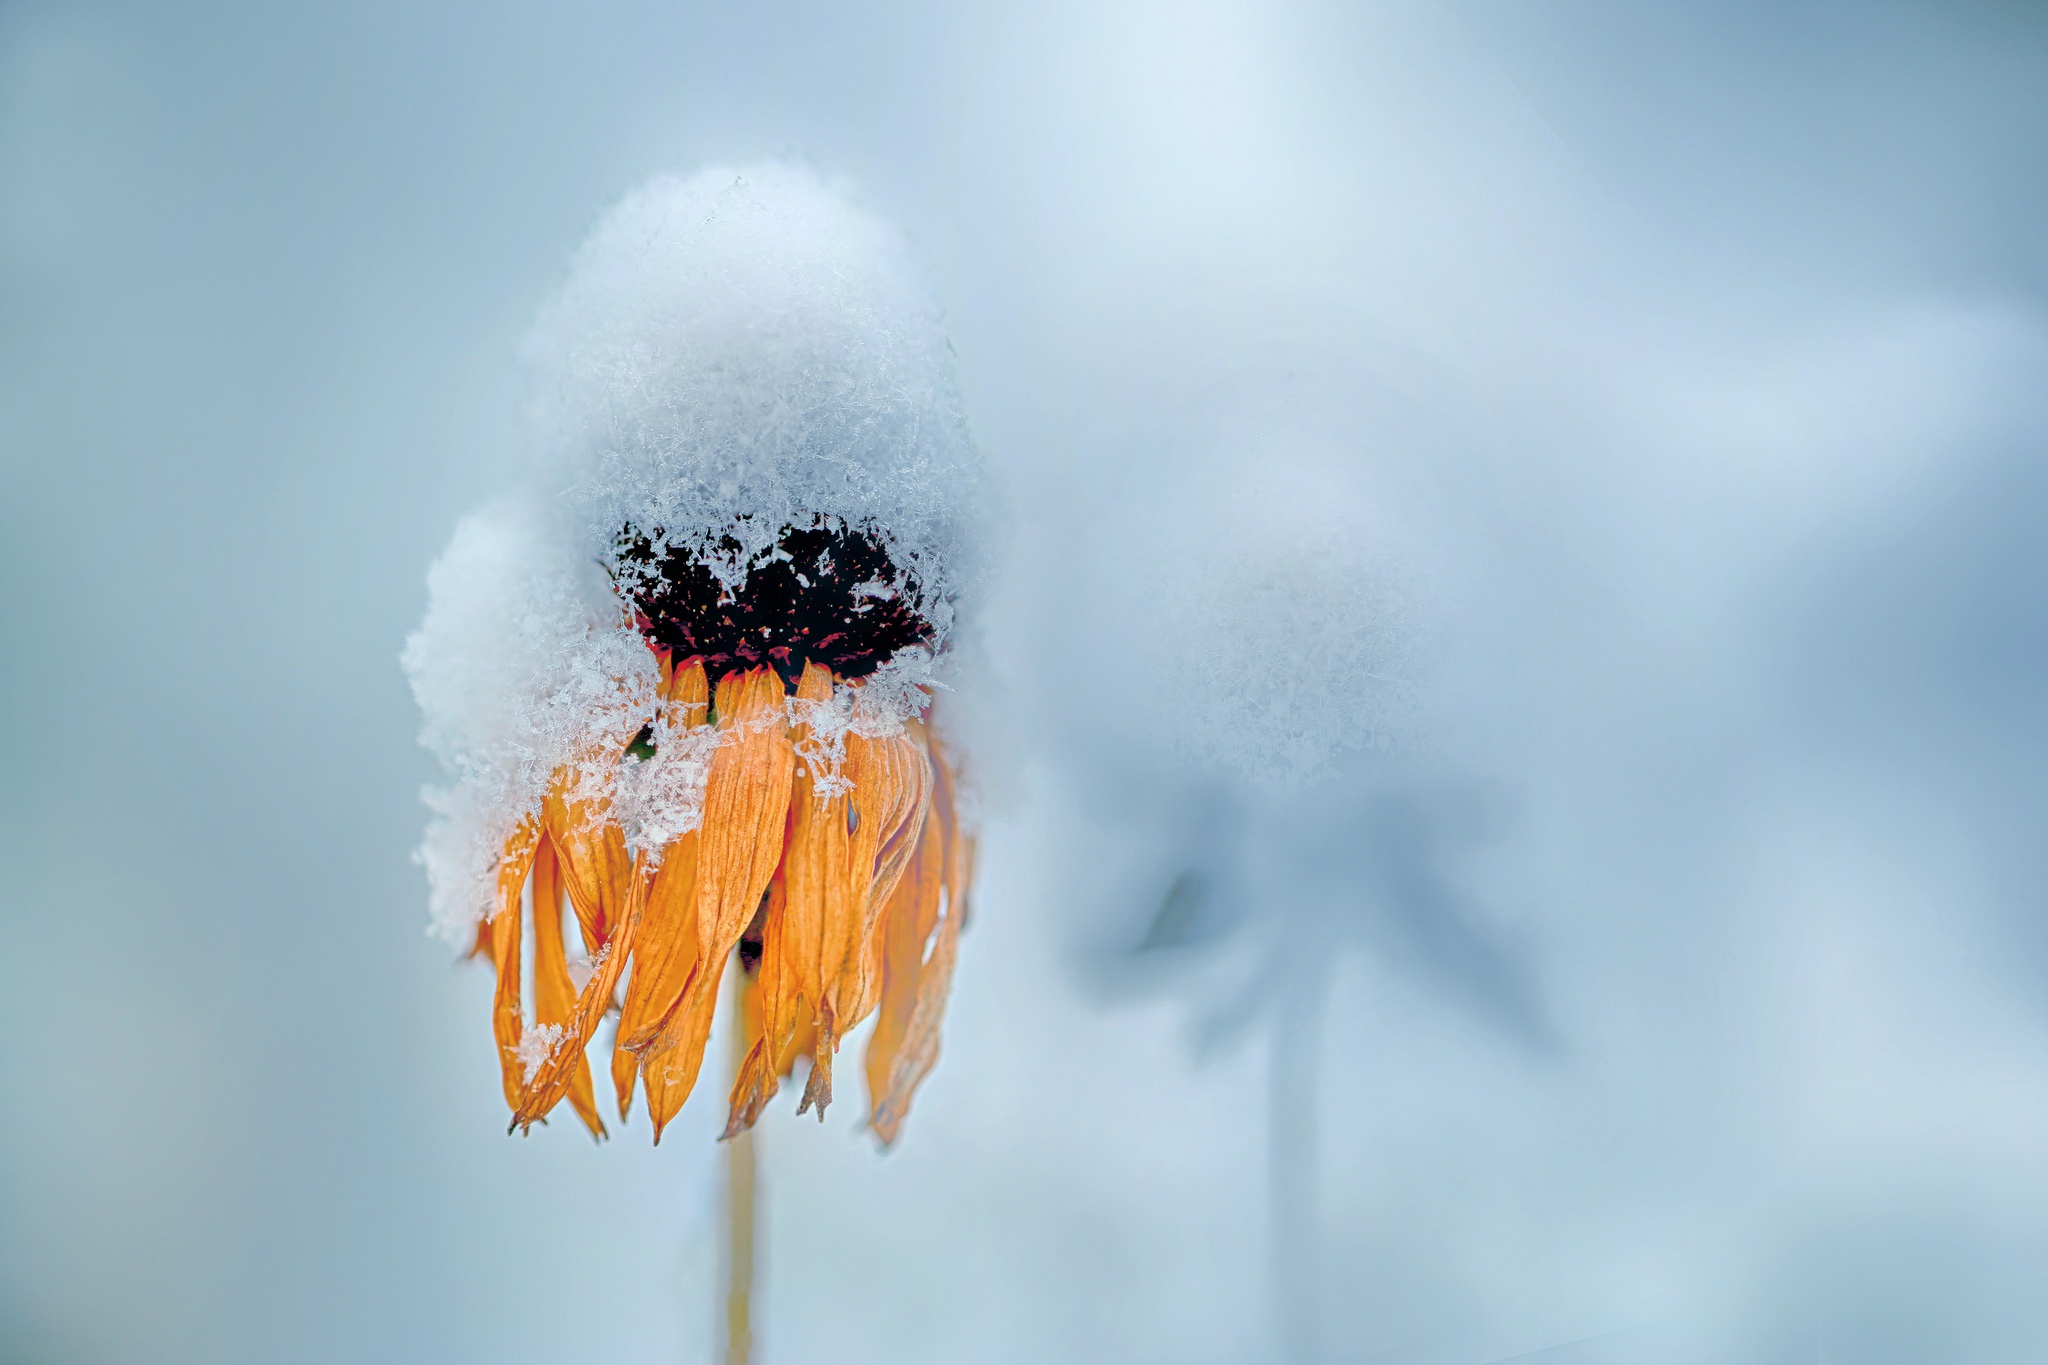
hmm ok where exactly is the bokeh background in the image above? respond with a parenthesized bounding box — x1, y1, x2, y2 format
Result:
(6, 3, 2048, 1362)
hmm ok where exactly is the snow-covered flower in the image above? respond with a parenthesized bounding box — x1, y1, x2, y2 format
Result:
(405, 164, 984, 1146)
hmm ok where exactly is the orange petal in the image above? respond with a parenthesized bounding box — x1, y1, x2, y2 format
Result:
(848, 723, 933, 1028)
(513, 852, 648, 1131)
(733, 662, 839, 1130)
(530, 835, 606, 1140)
(778, 1001, 816, 1079)
(819, 724, 930, 1054)
(611, 1024, 639, 1123)
(726, 871, 795, 1136)
(725, 663, 831, 1135)
(642, 955, 724, 1143)
(489, 817, 541, 1118)
(870, 719, 935, 910)
(652, 667, 794, 1121)
(613, 661, 712, 1094)
(693, 668, 797, 964)
(612, 836, 699, 1071)
(664, 657, 711, 716)
(795, 723, 895, 1118)
(544, 765, 633, 958)
(868, 727, 970, 1147)
(863, 795, 943, 1133)
(868, 885, 960, 1148)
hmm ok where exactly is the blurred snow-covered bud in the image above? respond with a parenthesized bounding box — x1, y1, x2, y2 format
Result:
(1028, 368, 1534, 1040)
(1044, 371, 1479, 794)
(1123, 395, 1451, 789)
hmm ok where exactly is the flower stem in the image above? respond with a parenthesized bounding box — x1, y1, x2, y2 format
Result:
(723, 960, 759, 1365)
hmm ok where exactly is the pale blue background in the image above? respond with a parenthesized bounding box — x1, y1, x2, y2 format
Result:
(5, 3, 2048, 1362)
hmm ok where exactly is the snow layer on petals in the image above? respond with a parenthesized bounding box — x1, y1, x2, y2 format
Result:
(527, 163, 985, 624)
(612, 712, 721, 856)
(402, 499, 659, 943)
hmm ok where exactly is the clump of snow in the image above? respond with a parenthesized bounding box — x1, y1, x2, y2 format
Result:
(403, 499, 659, 943)
(516, 1023, 567, 1083)
(527, 162, 986, 631)
(852, 645, 944, 734)
(611, 712, 722, 856)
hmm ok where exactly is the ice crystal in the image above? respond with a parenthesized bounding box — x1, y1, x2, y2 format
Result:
(516, 1023, 567, 1083)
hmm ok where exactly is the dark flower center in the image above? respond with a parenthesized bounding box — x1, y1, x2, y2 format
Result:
(613, 519, 934, 690)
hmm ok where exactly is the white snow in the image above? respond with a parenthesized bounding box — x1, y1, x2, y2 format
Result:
(525, 163, 986, 622)
(515, 1023, 567, 1083)
(404, 498, 659, 943)
(612, 713, 722, 856)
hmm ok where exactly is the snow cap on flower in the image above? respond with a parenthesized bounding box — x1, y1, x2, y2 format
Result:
(528, 162, 984, 625)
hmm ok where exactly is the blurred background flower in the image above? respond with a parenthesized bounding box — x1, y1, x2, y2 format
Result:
(5, 3, 2048, 1363)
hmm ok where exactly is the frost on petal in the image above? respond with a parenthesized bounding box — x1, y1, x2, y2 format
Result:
(781, 644, 942, 802)
(517, 1022, 567, 1084)
(852, 646, 943, 738)
(613, 715, 723, 856)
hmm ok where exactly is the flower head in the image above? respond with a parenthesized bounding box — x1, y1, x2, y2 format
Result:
(405, 165, 983, 1145)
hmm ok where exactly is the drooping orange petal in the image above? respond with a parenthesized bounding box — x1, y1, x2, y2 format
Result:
(646, 667, 793, 1126)
(720, 663, 831, 1129)
(863, 796, 943, 1132)
(692, 668, 797, 964)
(530, 835, 606, 1140)
(728, 664, 835, 1133)
(869, 887, 960, 1148)
(795, 740, 885, 1116)
(610, 1023, 639, 1123)
(489, 816, 541, 1117)
(870, 719, 935, 912)
(513, 852, 648, 1131)
(868, 726, 971, 1147)
(544, 764, 633, 958)
(726, 870, 796, 1136)
(778, 1001, 816, 1079)
(824, 725, 931, 1040)
(847, 723, 933, 1029)
(612, 836, 699, 1102)
(641, 954, 724, 1142)
(610, 660, 712, 1117)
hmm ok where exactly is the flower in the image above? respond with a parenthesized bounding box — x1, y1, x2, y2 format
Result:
(474, 516, 976, 1144)
(405, 164, 986, 1145)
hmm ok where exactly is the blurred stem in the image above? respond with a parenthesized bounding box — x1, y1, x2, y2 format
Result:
(1269, 959, 1327, 1365)
(723, 960, 759, 1365)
